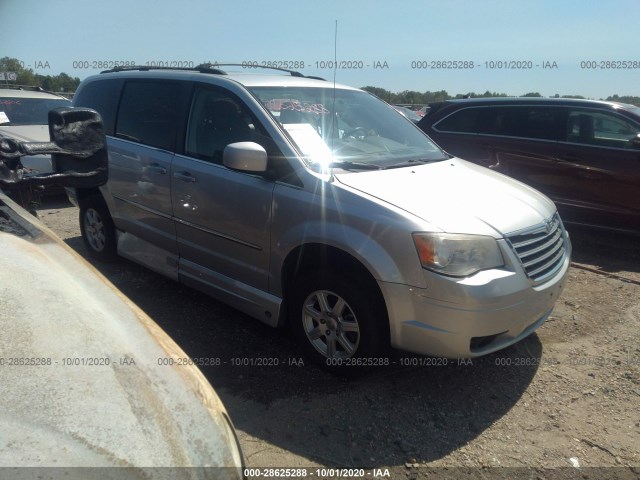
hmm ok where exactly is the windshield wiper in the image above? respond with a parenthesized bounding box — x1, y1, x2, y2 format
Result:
(381, 158, 444, 169)
(328, 160, 382, 171)
(381, 159, 429, 169)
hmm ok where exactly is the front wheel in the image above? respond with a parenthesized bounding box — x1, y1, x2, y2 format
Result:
(289, 271, 388, 375)
(79, 195, 116, 261)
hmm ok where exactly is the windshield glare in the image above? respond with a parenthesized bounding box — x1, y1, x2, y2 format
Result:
(249, 87, 447, 169)
(0, 97, 71, 125)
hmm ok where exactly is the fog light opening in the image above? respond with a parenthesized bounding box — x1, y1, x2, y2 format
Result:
(470, 331, 508, 353)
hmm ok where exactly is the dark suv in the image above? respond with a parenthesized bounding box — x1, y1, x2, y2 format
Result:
(417, 98, 640, 234)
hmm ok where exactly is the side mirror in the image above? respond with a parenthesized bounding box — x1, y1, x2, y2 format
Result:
(223, 142, 268, 173)
(631, 133, 640, 150)
(0, 107, 108, 188)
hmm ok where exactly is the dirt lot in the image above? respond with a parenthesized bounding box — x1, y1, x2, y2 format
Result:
(37, 196, 640, 479)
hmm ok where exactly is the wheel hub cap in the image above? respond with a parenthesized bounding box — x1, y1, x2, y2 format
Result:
(302, 289, 360, 359)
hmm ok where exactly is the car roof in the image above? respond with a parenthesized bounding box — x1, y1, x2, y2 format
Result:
(0, 87, 69, 100)
(438, 96, 636, 110)
(90, 66, 359, 91)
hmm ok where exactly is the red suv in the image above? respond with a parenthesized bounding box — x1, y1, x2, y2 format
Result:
(417, 97, 640, 234)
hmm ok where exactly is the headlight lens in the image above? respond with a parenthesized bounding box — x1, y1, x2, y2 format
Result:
(412, 233, 504, 277)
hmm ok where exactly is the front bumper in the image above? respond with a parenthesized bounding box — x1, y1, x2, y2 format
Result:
(380, 236, 571, 358)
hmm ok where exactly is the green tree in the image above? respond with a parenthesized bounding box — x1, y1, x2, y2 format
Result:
(362, 81, 640, 107)
(605, 95, 640, 106)
(454, 91, 508, 99)
(361, 86, 394, 102)
(0, 56, 35, 85)
(1, 56, 80, 92)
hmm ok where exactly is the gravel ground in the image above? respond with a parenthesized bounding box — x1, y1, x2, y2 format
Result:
(37, 196, 640, 479)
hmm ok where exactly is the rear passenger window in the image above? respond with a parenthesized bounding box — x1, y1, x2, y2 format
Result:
(434, 108, 481, 133)
(435, 105, 563, 140)
(115, 82, 183, 151)
(73, 78, 124, 136)
(477, 106, 563, 140)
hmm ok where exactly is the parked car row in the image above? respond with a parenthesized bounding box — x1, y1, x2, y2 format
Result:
(65, 65, 571, 375)
(2, 63, 635, 472)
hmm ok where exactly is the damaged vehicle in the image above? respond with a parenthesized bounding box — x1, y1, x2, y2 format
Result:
(0, 87, 73, 209)
(0, 108, 244, 477)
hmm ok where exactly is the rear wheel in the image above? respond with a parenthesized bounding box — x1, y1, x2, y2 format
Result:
(79, 195, 116, 260)
(289, 270, 388, 375)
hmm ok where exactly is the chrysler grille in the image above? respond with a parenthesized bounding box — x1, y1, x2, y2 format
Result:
(507, 214, 566, 283)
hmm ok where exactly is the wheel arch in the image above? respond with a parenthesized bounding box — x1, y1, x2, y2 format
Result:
(279, 243, 390, 345)
(78, 189, 117, 260)
(75, 186, 104, 204)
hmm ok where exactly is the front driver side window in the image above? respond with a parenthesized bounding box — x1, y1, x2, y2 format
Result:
(186, 87, 266, 164)
(566, 109, 640, 149)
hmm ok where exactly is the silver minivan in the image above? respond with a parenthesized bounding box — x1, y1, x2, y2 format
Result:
(70, 65, 571, 373)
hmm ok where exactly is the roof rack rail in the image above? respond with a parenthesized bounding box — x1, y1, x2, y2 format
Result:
(100, 65, 228, 75)
(100, 63, 327, 81)
(200, 63, 326, 80)
(198, 63, 309, 77)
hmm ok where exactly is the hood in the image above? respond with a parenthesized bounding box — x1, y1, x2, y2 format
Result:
(334, 158, 556, 237)
(0, 124, 49, 142)
(0, 125, 53, 173)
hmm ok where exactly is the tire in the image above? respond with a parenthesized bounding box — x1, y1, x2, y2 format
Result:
(289, 270, 389, 376)
(79, 195, 117, 261)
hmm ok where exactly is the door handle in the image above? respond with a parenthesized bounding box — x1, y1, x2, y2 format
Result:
(147, 163, 167, 174)
(173, 171, 196, 183)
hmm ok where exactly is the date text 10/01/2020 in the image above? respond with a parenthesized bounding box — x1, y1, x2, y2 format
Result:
(243, 467, 392, 478)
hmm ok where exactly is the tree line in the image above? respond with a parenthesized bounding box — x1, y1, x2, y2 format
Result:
(361, 86, 640, 107)
(2, 57, 638, 106)
(1, 57, 80, 93)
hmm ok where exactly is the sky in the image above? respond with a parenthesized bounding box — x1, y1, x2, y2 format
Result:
(1, 0, 639, 99)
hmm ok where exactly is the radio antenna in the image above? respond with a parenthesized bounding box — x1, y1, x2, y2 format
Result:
(333, 20, 338, 88)
(329, 19, 338, 179)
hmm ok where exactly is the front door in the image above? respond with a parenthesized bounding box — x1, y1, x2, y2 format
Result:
(171, 85, 276, 302)
(549, 108, 640, 231)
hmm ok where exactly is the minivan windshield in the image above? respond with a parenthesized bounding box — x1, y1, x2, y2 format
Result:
(249, 87, 447, 170)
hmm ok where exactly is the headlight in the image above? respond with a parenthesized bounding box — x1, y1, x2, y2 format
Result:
(412, 233, 504, 277)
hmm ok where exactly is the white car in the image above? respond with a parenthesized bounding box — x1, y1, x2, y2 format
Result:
(0, 87, 72, 174)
